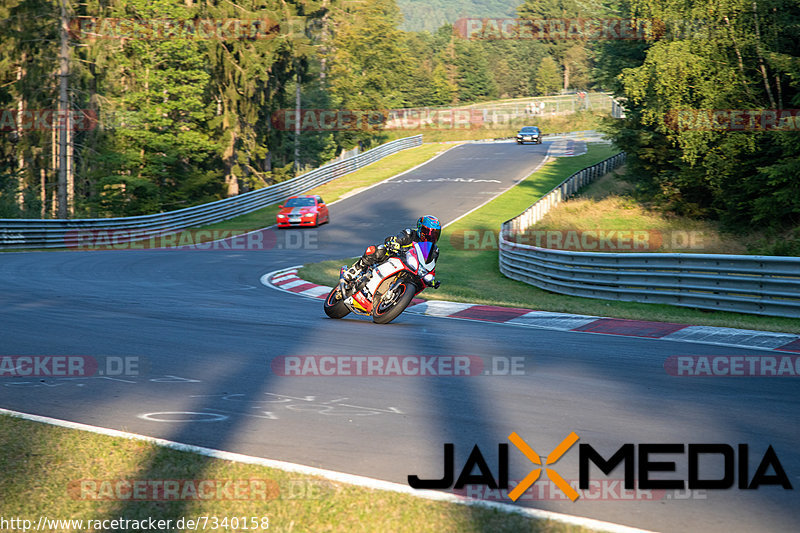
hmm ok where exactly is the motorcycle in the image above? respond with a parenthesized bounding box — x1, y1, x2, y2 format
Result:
(323, 241, 439, 324)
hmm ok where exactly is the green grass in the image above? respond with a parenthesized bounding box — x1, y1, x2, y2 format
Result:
(0, 414, 593, 533)
(532, 167, 748, 254)
(298, 144, 800, 334)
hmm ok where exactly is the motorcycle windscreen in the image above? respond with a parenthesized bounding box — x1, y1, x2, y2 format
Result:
(416, 241, 435, 263)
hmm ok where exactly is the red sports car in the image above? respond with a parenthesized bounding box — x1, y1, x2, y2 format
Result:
(276, 195, 330, 228)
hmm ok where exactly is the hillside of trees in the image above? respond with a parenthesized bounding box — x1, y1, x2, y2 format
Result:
(397, 0, 520, 32)
(1, 0, 588, 219)
(597, 0, 800, 237)
(2, 0, 798, 245)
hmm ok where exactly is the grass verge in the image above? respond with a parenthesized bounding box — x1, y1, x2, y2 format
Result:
(298, 144, 800, 334)
(532, 166, 747, 254)
(0, 414, 592, 533)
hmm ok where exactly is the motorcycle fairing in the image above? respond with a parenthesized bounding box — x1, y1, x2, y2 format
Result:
(413, 241, 437, 272)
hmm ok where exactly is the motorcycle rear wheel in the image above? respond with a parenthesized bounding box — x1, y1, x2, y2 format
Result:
(324, 286, 351, 318)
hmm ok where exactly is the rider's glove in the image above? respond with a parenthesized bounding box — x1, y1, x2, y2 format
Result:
(386, 238, 401, 254)
(431, 280, 441, 289)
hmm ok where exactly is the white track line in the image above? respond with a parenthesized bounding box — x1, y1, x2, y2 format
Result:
(444, 155, 550, 228)
(0, 408, 655, 533)
(327, 142, 467, 205)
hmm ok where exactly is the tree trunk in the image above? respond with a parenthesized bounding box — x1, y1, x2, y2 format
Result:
(224, 126, 240, 196)
(51, 120, 57, 216)
(40, 168, 46, 218)
(67, 99, 74, 216)
(294, 70, 301, 175)
(752, 2, 777, 109)
(15, 60, 25, 210)
(319, 0, 330, 85)
(57, 0, 70, 218)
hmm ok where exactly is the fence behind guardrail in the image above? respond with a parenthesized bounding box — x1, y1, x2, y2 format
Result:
(499, 152, 800, 318)
(0, 135, 422, 250)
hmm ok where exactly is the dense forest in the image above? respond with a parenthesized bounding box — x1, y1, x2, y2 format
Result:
(0, 0, 580, 219)
(597, 0, 800, 236)
(1, 0, 799, 243)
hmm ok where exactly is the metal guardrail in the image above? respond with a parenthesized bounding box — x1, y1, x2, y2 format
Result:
(0, 135, 422, 250)
(505, 152, 626, 234)
(499, 153, 800, 318)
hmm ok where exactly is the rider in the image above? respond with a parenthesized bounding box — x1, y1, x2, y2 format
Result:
(344, 215, 442, 288)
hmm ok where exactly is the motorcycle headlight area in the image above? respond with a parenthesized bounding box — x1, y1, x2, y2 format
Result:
(406, 251, 419, 271)
(423, 273, 434, 283)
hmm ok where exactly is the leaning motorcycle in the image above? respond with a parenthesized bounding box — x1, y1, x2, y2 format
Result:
(323, 241, 439, 324)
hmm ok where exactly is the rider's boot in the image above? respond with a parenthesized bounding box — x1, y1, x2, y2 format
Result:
(343, 258, 367, 282)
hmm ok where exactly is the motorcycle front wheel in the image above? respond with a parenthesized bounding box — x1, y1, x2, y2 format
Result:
(324, 286, 351, 318)
(372, 279, 416, 324)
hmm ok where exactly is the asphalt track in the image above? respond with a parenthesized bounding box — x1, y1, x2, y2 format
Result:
(1, 141, 798, 533)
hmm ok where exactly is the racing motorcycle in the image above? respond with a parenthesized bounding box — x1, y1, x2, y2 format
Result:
(323, 241, 439, 324)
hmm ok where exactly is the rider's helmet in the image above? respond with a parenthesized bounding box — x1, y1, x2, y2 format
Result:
(416, 215, 441, 244)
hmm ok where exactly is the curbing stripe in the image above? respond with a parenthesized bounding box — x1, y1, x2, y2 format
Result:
(271, 272, 298, 283)
(0, 408, 655, 533)
(572, 318, 688, 339)
(450, 305, 533, 323)
(405, 301, 476, 317)
(275, 279, 307, 290)
(776, 338, 800, 353)
(284, 282, 319, 294)
(300, 286, 332, 298)
(662, 325, 798, 350)
(506, 311, 599, 331)
(261, 269, 800, 354)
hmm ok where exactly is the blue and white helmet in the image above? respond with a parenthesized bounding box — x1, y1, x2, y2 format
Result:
(416, 215, 441, 244)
